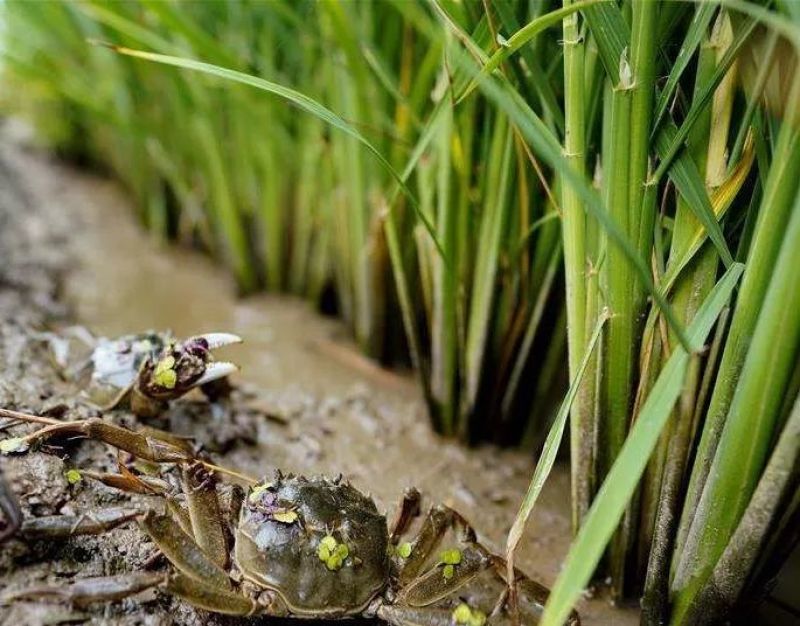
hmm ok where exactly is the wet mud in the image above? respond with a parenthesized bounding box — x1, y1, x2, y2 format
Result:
(0, 125, 638, 625)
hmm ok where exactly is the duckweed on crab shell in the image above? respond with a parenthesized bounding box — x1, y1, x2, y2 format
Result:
(317, 535, 351, 571)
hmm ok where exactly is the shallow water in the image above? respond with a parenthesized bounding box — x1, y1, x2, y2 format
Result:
(3, 130, 638, 624)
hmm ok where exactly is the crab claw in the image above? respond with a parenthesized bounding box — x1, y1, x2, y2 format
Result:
(135, 332, 242, 406)
(194, 361, 239, 387)
(193, 332, 242, 350)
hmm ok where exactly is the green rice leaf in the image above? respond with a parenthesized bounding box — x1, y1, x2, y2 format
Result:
(651, 15, 758, 180)
(582, 0, 628, 84)
(652, 3, 717, 130)
(656, 120, 734, 267)
(456, 0, 602, 103)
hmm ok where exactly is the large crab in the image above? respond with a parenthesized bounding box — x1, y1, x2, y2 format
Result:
(77, 331, 242, 417)
(1, 415, 579, 626)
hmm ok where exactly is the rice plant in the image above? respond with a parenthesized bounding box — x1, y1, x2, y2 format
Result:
(2, 1, 799, 623)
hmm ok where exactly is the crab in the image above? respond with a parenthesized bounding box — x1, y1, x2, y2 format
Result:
(79, 331, 242, 417)
(0, 415, 579, 625)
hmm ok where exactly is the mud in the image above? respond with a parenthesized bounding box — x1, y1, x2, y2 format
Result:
(0, 124, 638, 626)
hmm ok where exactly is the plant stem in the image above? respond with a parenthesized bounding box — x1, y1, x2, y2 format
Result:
(561, 0, 591, 533)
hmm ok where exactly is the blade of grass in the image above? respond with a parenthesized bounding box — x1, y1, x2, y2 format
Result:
(641, 27, 731, 616)
(430, 100, 459, 435)
(491, 0, 565, 134)
(651, 16, 758, 181)
(463, 117, 513, 424)
(501, 242, 563, 420)
(581, 0, 629, 85)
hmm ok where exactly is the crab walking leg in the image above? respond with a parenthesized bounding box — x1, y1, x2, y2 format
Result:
(182, 462, 229, 568)
(378, 605, 462, 626)
(82, 469, 170, 494)
(166, 497, 194, 536)
(20, 507, 141, 539)
(164, 573, 259, 616)
(393, 505, 560, 619)
(399, 544, 492, 606)
(389, 487, 422, 544)
(3, 573, 166, 608)
(20, 418, 192, 463)
(138, 425, 196, 455)
(139, 510, 232, 591)
(398, 504, 478, 584)
(0, 472, 21, 542)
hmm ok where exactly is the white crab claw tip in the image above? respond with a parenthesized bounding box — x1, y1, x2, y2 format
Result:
(196, 333, 243, 350)
(194, 361, 239, 387)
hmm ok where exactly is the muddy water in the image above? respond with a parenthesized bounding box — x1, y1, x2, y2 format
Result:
(2, 131, 638, 625)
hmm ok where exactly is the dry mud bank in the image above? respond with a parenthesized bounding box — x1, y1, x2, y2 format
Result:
(0, 128, 637, 626)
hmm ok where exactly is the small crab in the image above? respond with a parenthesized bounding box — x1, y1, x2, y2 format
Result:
(1, 417, 579, 625)
(82, 331, 241, 417)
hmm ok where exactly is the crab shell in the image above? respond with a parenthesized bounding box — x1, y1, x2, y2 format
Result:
(85, 332, 168, 409)
(235, 473, 389, 616)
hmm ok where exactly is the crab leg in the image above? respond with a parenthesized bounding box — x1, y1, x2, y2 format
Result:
(82, 469, 170, 495)
(139, 510, 232, 591)
(182, 462, 229, 568)
(389, 487, 422, 544)
(10, 417, 193, 463)
(0, 472, 21, 543)
(378, 605, 459, 626)
(138, 511, 263, 616)
(397, 504, 477, 584)
(394, 507, 580, 626)
(4, 572, 165, 608)
(165, 573, 258, 616)
(399, 545, 491, 607)
(167, 497, 194, 536)
(20, 507, 141, 539)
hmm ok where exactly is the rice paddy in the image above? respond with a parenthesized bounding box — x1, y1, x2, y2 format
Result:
(1, 1, 798, 624)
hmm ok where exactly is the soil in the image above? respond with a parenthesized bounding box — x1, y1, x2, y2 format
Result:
(0, 123, 638, 626)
